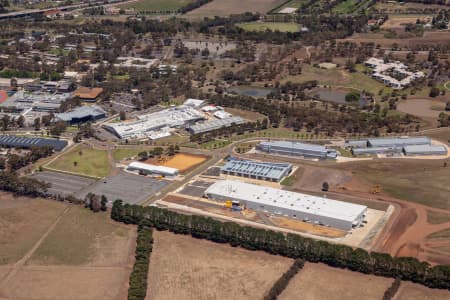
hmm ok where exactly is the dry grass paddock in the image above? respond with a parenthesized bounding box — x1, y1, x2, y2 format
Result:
(0, 197, 137, 300)
(279, 262, 393, 300)
(395, 281, 450, 300)
(185, 0, 285, 18)
(146, 230, 293, 300)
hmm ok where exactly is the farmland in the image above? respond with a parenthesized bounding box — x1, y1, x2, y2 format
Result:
(236, 22, 300, 33)
(0, 195, 136, 300)
(185, 0, 286, 18)
(146, 230, 293, 300)
(119, 0, 193, 13)
(46, 145, 111, 178)
(279, 263, 393, 300)
(395, 282, 450, 300)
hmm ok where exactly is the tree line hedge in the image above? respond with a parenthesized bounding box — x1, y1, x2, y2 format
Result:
(264, 259, 305, 300)
(128, 225, 153, 300)
(111, 200, 450, 290)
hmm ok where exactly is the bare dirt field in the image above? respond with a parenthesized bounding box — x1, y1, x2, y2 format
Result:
(271, 216, 347, 238)
(397, 98, 445, 119)
(146, 230, 293, 300)
(146, 153, 208, 173)
(0, 199, 137, 300)
(279, 262, 393, 300)
(395, 281, 450, 300)
(381, 15, 431, 29)
(0, 194, 67, 265)
(185, 0, 285, 18)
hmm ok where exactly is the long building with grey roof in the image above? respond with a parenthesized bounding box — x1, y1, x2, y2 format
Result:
(256, 140, 337, 159)
(221, 157, 292, 182)
(55, 105, 106, 124)
(188, 116, 244, 135)
(346, 136, 446, 156)
(204, 180, 367, 230)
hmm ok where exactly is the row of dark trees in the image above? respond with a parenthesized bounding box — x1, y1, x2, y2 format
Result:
(111, 201, 450, 290)
(0, 171, 49, 197)
(127, 225, 153, 300)
(264, 259, 305, 300)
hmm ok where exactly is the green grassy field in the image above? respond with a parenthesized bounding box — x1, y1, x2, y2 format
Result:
(30, 206, 128, 265)
(282, 65, 392, 96)
(113, 147, 148, 161)
(46, 145, 111, 178)
(236, 22, 300, 32)
(332, 0, 371, 14)
(119, 0, 192, 12)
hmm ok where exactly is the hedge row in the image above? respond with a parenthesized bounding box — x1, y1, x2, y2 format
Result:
(264, 259, 305, 300)
(111, 201, 450, 291)
(128, 225, 153, 300)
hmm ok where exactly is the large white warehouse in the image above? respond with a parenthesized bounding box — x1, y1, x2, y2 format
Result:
(204, 180, 367, 230)
(127, 161, 179, 177)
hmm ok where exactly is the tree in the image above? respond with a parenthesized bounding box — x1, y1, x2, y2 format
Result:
(345, 91, 360, 103)
(17, 115, 25, 128)
(119, 110, 126, 121)
(322, 181, 329, 192)
(101, 195, 108, 211)
(33, 117, 41, 131)
(138, 151, 148, 161)
(429, 87, 440, 98)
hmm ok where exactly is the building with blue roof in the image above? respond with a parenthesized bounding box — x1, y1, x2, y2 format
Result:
(220, 157, 292, 182)
(256, 140, 337, 159)
(0, 135, 67, 151)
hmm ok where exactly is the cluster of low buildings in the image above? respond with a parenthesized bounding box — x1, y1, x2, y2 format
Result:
(104, 99, 246, 140)
(347, 136, 448, 156)
(365, 57, 425, 90)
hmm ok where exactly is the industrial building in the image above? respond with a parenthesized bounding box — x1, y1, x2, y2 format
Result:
(221, 158, 292, 182)
(188, 116, 244, 135)
(55, 105, 106, 124)
(256, 141, 337, 159)
(104, 106, 205, 139)
(0, 135, 67, 151)
(346, 136, 446, 156)
(403, 144, 447, 156)
(204, 180, 367, 230)
(127, 161, 179, 177)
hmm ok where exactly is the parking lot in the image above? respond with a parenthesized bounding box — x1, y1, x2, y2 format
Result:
(178, 180, 214, 198)
(78, 171, 170, 204)
(29, 171, 96, 196)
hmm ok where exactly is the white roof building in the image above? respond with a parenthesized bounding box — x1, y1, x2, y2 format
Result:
(127, 161, 179, 177)
(183, 98, 205, 107)
(204, 180, 367, 230)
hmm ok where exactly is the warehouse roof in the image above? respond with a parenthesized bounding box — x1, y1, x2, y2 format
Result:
(55, 105, 106, 122)
(0, 135, 67, 151)
(367, 136, 430, 147)
(259, 140, 328, 154)
(128, 161, 178, 175)
(189, 116, 244, 134)
(205, 180, 367, 223)
(221, 158, 291, 180)
(403, 144, 448, 155)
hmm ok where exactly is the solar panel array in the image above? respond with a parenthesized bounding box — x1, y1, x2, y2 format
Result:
(0, 135, 67, 151)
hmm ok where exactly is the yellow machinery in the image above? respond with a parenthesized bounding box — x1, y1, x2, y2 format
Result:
(371, 185, 381, 194)
(225, 200, 232, 208)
